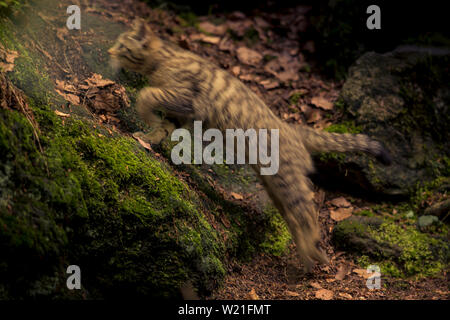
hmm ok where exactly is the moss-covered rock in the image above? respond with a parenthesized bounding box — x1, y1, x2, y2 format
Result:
(316, 49, 450, 198)
(0, 0, 292, 298)
(332, 216, 449, 277)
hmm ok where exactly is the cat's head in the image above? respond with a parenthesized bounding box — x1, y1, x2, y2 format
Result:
(108, 19, 160, 73)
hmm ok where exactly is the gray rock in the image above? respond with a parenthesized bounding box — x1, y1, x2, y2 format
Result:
(417, 215, 440, 229)
(326, 49, 450, 196)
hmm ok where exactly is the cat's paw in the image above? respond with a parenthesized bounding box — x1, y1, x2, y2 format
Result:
(133, 121, 176, 145)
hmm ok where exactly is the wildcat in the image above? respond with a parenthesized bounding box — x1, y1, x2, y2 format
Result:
(108, 19, 391, 272)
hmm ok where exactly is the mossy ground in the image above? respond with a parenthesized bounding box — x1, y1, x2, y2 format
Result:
(0, 6, 292, 298)
(0, 102, 230, 298)
(333, 204, 449, 278)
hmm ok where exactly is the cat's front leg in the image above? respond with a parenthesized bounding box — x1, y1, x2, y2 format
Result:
(135, 87, 193, 144)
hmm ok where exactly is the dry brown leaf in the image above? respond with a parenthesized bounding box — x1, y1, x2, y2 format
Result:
(353, 268, 371, 279)
(311, 96, 333, 110)
(226, 19, 253, 37)
(330, 207, 353, 221)
(218, 37, 235, 52)
(330, 197, 352, 208)
(231, 66, 240, 76)
(56, 28, 68, 41)
(0, 46, 19, 72)
(335, 264, 350, 281)
(134, 135, 152, 151)
(85, 73, 115, 87)
(248, 288, 259, 300)
(254, 16, 270, 28)
(260, 79, 279, 90)
(198, 21, 227, 36)
(236, 47, 263, 66)
(55, 79, 77, 93)
(309, 282, 322, 289)
(54, 110, 70, 118)
(306, 109, 322, 123)
(339, 292, 353, 299)
(189, 33, 221, 45)
(239, 74, 254, 82)
(231, 192, 244, 200)
(55, 90, 80, 105)
(315, 289, 333, 300)
(285, 290, 300, 297)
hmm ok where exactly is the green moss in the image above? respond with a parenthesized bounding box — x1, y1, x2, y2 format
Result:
(0, 100, 229, 297)
(0, 19, 55, 105)
(324, 121, 362, 134)
(410, 176, 449, 211)
(259, 205, 291, 256)
(0, 0, 22, 15)
(335, 216, 448, 278)
(289, 91, 304, 105)
(355, 209, 375, 217)
(368, 222, 448, 277)
(178, 12, 198, 28)
(317, 152, 346, 165)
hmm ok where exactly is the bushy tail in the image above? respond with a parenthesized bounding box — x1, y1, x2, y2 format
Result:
(300, 126, 392, 165)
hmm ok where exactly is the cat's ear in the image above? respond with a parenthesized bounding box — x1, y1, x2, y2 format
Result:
(131, 18, 152, 42)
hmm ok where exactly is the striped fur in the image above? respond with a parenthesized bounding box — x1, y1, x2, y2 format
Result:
(109, 19, 391, 272)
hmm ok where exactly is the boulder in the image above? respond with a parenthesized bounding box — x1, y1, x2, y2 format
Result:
(319, 48, 450, 197)
(332, 215, 449, 277)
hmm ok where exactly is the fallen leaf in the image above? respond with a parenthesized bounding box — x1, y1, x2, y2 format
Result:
(260, 79, 279, 90)
(311, 96, 333, 110)
(85, 73, 115, 87)
(239, 74, 254, 81)
(339, 292, 353, 299)
(229, 11, 246, 20)
(190, 33, 221, 45)
(231, 66, 241, 76)
(231, 192, 243, 200)
(132, 134, 152, 151)
(330, 197, 352, 208)
(309, 282, 322, 289)
(335, 264, 350, 280)
(353, 268, 372, 279)
(218, 37, 235, 52)
(198, 21, 227, 35)
(248, 288, 259, 300)
(315, 289, 333, 300)
(285, 290, 300, 297)
(54, 110, 70, 117)
(236, 47, 263, 66)
(330, 207, 353, 221)
(56, 28, 68, 41)
(226, 19, 253, 37)
(306, 109, 322, 123)
(55, 89, 80, 105)
(0, 46, 19, 72)
(254, 16, 270, 28)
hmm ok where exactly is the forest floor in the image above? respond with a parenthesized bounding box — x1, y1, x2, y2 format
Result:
(2, 0, 448, 299)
